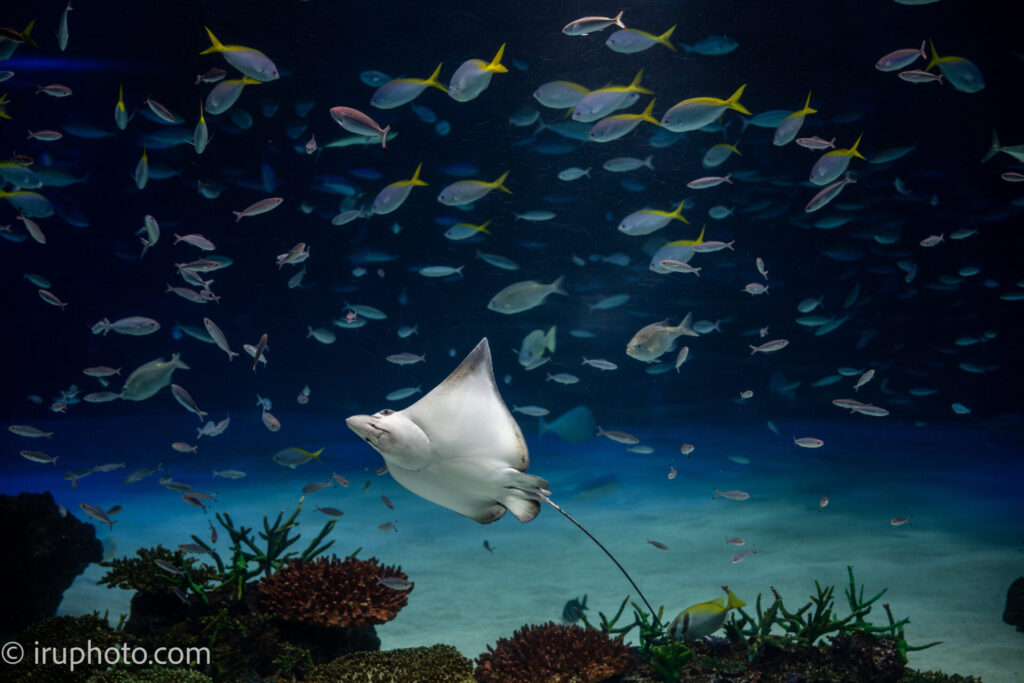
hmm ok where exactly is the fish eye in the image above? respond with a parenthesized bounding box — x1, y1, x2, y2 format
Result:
(379, 409, 394, 416)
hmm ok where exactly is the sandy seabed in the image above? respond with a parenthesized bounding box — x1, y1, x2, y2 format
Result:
(11, 416, 1019, 681)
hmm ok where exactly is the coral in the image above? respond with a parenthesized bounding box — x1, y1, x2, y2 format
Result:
(191, 496, 337, 600)
(723, 565, 941, 663)
(586, 596, 666, 659)
(271, 641, 313, 679)
(122, 588, 290, 681)
(258, 555, 411, 628)
(98, 545, 218, 597)
(475, 622, 632, 683)
(4, 614, 123, 682)
(90, 666, 213, 682)
(307, 644, 473, 682)
(900, 672, 983, 682)
(0, 491, 103, 636)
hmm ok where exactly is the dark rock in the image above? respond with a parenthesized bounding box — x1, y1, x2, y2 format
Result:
(276, 618, 381, 664)
(0, 492, 103, 638)
(123, 590, 191, 639)
(1003, 577, 1019, 630)
(1003, 576, 1024, 631)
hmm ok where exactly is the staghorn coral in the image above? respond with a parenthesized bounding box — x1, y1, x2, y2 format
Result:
(98, 545, 218, 596)
(257, 555, 411, 628)
(475, 622, 632, 683)
(307, 644, 473, 682)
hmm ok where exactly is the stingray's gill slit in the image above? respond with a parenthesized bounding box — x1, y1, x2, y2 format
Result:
(345, 337, 661, 628)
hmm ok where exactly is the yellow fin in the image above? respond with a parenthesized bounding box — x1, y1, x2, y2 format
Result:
(408, 162, 428, 187)
(657, 25, 677, 51)
(21, 19, 37, 47)
(726, 588, 746, 609)
(670, 199, 689, 224)
(490, 170, 512, 194)
(629, 68, 654, 95)
(475, 219, 493, 234)
(727, 84, 751, 116)
(486, 43, 508, 73)
(848, 133, 866, 160)
(424, 63, 448, 92)
(802, 90, 816, 115)
(638, 99, 660, 126)
(200, 26, 224, 55)
(926, 38, 940, 71)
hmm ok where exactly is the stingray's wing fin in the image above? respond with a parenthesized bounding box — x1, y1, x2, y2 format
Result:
(403, 338, 528, 471)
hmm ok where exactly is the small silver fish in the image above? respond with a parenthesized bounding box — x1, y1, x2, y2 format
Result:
(154, 559, 184, 575)
(80, 503, 116, 530)
(376, 575, 413, 591)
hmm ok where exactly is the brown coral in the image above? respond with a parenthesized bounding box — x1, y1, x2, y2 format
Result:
(257, 555, 411, 628)
(475, 622, 633, 683)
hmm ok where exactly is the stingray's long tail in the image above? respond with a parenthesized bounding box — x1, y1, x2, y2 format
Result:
(540, 495, 662, 628)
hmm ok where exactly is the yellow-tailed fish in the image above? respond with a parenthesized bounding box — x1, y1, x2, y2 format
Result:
(371, 63, 446, 109)
(618, 199, 688, 236)
(200, 27, 278, 82)
(437, 171, 511, 206)
(661, 84, 750, 132)
(589, 99, 661, 143)
(773, 91, 816, 146)
(669, 587, 746, 641)
(372, 162, 427, 215)
(809, 134, 865, 186)
(449, 44, 507, 102)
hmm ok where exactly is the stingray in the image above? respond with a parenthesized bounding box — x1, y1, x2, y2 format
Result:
(345, 337, 659, 620)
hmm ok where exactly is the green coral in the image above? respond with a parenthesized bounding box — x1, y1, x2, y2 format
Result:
(581, 595, 668, 659)
(99, 499, 339, 605)
(98, 545, 218, 597)
(580, 596, 691, 682)
(649, 641, 693, 682)
(723, 565, 942, 663)
(271, 642, 313, 679)
(187, 496, 338, 600)
(307, 644, 473, 682)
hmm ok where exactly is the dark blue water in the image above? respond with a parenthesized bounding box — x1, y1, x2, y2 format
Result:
(2, 0, 1023, 678)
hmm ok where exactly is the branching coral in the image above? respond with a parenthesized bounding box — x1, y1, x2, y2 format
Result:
(257, 555, 410, 628)
(307, 644, 473, 682)
(188, 496, 338, 600)
(475, 622, 632, 683)
(723, 565, 941, 663)
(98, 545, 218, 597)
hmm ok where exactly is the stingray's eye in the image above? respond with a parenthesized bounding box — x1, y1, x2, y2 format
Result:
(379, 409, 394, 416)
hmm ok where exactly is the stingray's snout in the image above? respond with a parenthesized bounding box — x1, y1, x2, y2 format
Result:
(345, 414, 372, 438)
